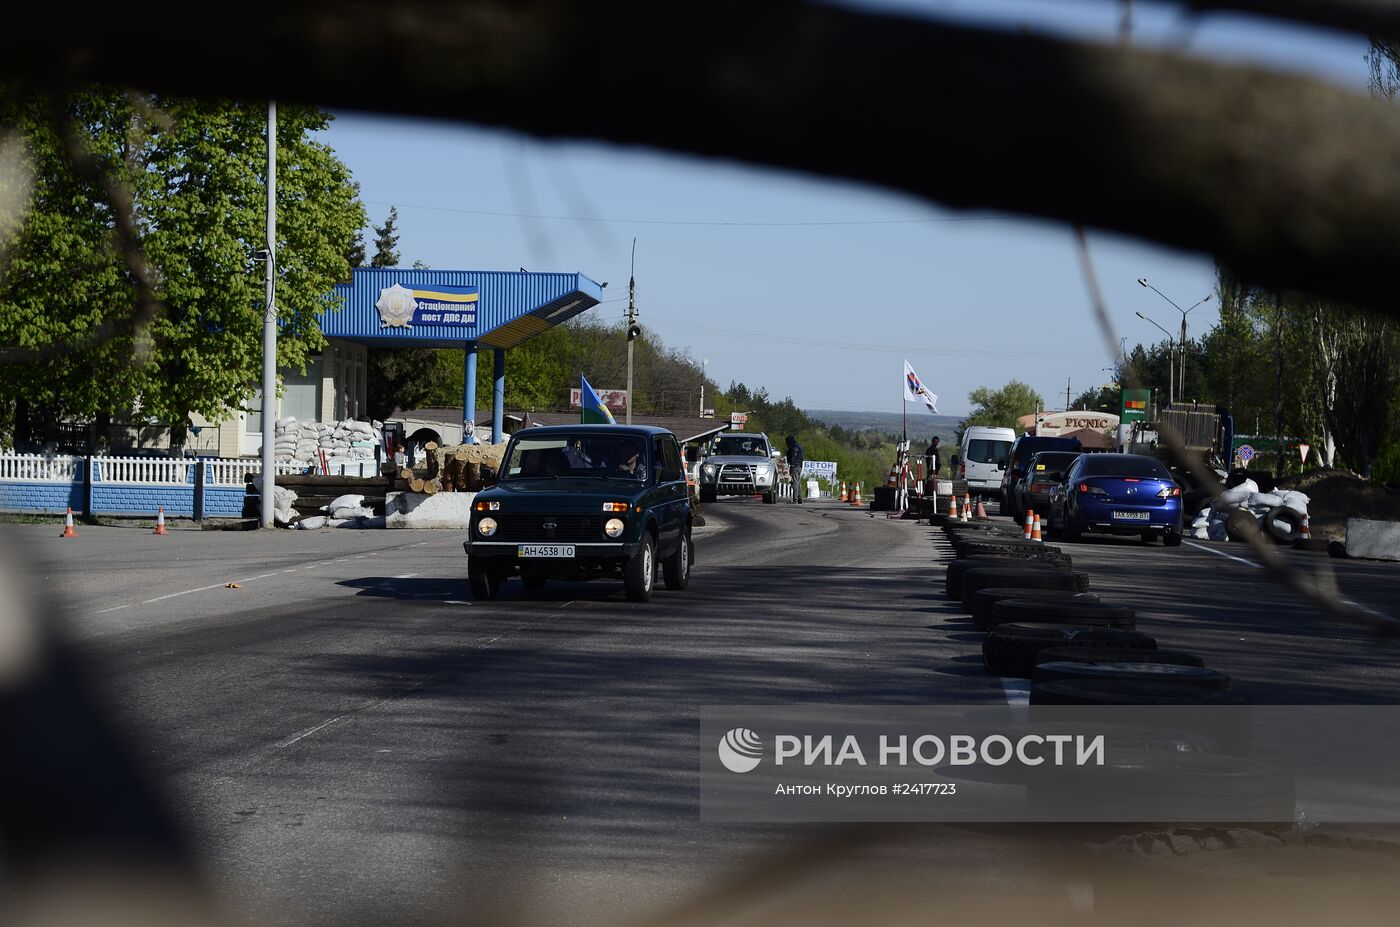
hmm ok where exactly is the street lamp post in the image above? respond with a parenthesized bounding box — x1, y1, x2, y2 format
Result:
(1137, 278, 1211, 401)
(1135, 310, 1176, 405)
(700, 358, 708, 416)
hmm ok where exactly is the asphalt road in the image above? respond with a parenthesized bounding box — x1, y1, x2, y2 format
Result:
(5, 501, 1400, 926)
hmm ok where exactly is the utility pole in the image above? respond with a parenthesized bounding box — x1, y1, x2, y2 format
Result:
(1065, 378, 1072, 411)
(625, 239, 637, 425)
(259, 100, 277, 528)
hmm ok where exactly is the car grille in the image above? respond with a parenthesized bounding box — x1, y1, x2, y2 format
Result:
(492, 513, 602, 542)
(719, 463, 755, 483)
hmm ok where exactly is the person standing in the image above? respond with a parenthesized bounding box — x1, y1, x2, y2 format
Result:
(924, 436, 941, 482)
(785, 435, 805, 503)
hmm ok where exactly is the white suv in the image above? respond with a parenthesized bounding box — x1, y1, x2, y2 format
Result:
(698, 432, 779, 504)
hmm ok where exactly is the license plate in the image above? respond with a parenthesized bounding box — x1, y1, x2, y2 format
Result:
(517, 544, 575, 558)
(1112, 511, 1150, 521)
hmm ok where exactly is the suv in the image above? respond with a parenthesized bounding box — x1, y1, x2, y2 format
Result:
(462, 425, 693, 602)
(697, 432, 779, 504)
(1001, 434, 1083, 520)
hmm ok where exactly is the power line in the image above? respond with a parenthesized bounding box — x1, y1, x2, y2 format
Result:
(364, 199, 1012, 228)
(656, 319, 1107, 358)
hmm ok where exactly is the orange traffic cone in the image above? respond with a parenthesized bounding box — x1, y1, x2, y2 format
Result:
(851, 482, 863, 506)
(1031, 513, 1043, 543)
(948, 494, 959, 520)
(1023, 509, 1034, 540)
(961, 494, 971, 522)
(153, 506, 169, 535)
(975, 497, 987, 520)
(1300, 513, 1311, 541)
(60, 507, 78, 539)
(838, 481, 848, 502)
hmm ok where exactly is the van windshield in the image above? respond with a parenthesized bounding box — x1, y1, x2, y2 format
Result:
(966, 439, 1012, 465)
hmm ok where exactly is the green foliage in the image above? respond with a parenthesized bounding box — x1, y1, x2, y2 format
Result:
(370, 205, 399, 268)
(963, 380, 1043, 435)
(0, 90, 365, 446)
(1071, 383, 1119, 412)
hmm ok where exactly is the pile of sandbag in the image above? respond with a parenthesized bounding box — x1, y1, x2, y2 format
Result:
(1188, 477, 1311, 543)
(251, 473, 299, 525)
(269, 417, 383, 464)
(294, 493, 385, 529)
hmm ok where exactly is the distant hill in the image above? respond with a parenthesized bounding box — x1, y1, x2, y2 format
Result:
(806, 409, 963, 444)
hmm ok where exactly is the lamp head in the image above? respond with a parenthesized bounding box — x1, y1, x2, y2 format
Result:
(1137, 278, 1148, 287)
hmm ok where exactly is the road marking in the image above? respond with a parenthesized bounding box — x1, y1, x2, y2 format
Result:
(95, 604, 131, 614)
(278, 715, 347, 749)
(1001, 678, 1030, 722)
(1184, 540, 1263, 569)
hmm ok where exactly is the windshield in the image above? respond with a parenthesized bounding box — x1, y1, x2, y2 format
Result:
(713, 435, 770, 457)
(966, 438, 1012, 465)
(1029, 452, 1080, 474)
(502, 433, 647, 480)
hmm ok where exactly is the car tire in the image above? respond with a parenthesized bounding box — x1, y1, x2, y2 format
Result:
(623, 533, 656, 602)
(982, 623, 1155, 678)
(967, 588, 1102, 625)
(662, 529, 691, 591)
(1263, 505, 1305, 544)
(990, 598, 1136, 630)
(468, 562, 502, 601)
(1032, 661, 1230, 689)
(1225, 508, 1259, 542)
(700, 487, 716, 504)
(762, 490, 777, 504)
(944, 557, 1067, 601)
(1163, 529, 1183, 547)
(960, 567, 1091, 610)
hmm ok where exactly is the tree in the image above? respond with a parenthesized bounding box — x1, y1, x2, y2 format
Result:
(1071, 384, 1118, 412)
(0, 91, 365, 448)
(370, 205, 399, 268)
(963, 381, 1043, 434)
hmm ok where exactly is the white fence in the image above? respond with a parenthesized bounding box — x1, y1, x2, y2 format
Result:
(1, 453, 311, 486)
(0, 454, 80, 482)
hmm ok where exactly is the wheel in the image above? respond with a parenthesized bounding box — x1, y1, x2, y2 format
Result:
(967, 588, 1101, 626)
(1062, 512, 1082, 542)
(990, 597, 1136, 630)
(662, 528, 691, 590)
(959, 565, 1091, 609)
(623, 533, 656, 602)
(521, 571, 548, 591)
(762, 490, 777, 504)
(700, 487, 716, 504)
(945, 557, 1066, 601)
(982, 622, 1156, 678)
(1263, 505, 1304, 544)
(1163, 529, 1183, 547)
(468, 561, 502, 600)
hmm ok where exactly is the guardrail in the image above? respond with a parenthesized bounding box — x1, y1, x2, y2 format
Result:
(0, 453, 80, 482)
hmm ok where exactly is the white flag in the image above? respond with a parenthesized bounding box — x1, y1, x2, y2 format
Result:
(903, 360, 939, 414)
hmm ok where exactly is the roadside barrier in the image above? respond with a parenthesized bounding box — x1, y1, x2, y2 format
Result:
(153, 506, 169, 535)
(61, 507, 78, 539)
(1023, 510, 1034, 540)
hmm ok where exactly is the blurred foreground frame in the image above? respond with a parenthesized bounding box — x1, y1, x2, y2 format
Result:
(6, 2, 1400, 925)
(8, 0, 1400, 312)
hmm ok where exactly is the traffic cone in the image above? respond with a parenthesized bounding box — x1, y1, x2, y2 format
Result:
(1032, 513, 1043, 543)
(961, 494, 971, 522)
(60, 507, 78, 539)
(153, 506, 169, 535)
(1023, 509, 1034, 541)
(851, 482, 863, 506)
(838, 481, 848, 502)
(948, 494, 959, 520)
(975, 497, 987, 520)
(1300, 513, 1311, 541)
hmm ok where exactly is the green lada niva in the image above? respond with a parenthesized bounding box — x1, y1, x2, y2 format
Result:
(462, 425, 694, 602)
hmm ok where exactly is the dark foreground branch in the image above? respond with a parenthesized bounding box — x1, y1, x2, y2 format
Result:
(6, 1, 1400, 312)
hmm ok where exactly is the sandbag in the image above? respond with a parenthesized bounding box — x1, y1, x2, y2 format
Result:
(331, 505, 374, 519)
(1279, 490, 1310, 515)
(1247, 492, 1284, 510)
(323, 493, 365, 513)
(1216, 480, 1258, 509)
(297, 515, 329, 530)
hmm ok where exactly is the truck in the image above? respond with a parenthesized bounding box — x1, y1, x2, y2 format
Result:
(1118, 402, 1234, 513)
(696, 432, 780, 504)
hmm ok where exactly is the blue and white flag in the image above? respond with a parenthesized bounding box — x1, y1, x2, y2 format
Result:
(580, 375, 617, 424)
(903, 360, 939, 414)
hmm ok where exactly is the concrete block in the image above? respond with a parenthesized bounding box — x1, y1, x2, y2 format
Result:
(385, 491, 476, 529)
(1344, 518, 1400, 562)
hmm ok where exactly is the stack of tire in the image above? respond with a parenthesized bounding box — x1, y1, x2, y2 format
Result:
(937, 520, 1291, 823)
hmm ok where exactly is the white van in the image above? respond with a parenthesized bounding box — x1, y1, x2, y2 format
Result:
(959, 426, 1016, 498)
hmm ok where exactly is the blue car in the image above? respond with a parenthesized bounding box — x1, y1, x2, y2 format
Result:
(1047, 453, 1183, 546)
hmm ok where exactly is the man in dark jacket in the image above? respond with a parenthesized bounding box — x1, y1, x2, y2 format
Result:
(924, 436, 941, 481)
(785, 435, 805, 503)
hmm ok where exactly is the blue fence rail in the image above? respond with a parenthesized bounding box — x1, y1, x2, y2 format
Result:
(0, 454, 304, 519)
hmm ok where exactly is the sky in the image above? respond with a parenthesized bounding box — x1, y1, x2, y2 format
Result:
(314, 1, 1371, 417)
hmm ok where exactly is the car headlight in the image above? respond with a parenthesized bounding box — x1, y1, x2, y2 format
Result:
(604, 517, 625, 538)
(476, 517, 498, 537)
(701, 464, 716, 476)
(755, 467, 772, 484)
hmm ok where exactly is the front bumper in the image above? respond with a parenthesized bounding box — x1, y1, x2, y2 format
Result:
(464, 539, 643, 559)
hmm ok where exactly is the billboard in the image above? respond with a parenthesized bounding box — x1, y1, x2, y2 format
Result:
(568, 388, 629, 412)
(1121, 389, 1151, 423)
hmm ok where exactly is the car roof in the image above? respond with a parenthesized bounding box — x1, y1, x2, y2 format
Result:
(513, 424, 675, 438)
